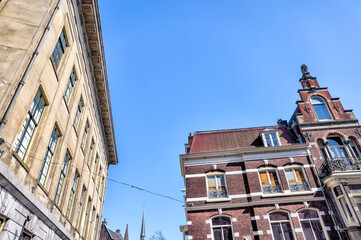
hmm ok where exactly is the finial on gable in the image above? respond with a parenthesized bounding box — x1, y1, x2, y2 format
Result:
(301, 64, 312, 78)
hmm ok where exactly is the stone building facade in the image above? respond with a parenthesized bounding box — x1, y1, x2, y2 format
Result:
(0, 0, 117, 239)
(180, 65, 361, 240)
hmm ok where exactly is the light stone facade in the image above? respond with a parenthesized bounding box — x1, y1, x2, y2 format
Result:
(0, 0, 117, 239)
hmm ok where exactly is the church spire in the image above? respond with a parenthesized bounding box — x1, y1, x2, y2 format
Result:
(140, 208, 145, 240)
(124, 224, 129, 240)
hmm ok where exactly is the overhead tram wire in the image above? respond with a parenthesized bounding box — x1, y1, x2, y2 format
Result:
(0, 138, 185, 204)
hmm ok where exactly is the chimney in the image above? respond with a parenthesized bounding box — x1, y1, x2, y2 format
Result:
(102, 218, 107, 225)
(116, 229, 120, 234)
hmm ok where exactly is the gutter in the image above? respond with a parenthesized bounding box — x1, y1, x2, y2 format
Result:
(0, 0, 62, 134)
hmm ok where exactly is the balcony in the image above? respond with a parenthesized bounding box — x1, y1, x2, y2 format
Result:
(318, 158, 361, 179)
(208, 189, 228, 199)
(289, 182, 310, 192)
(262, 185, 282, 194)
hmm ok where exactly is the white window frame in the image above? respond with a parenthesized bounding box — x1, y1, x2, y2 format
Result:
(258, 168, 283, 194)
(205, 173, 229, 200)
(268, 210, 296, 240)
(332, 185, 357, 226)
(261, 130, 281, 147)
(210, 215, 234, 240)
(283, 166, 310, 192)
(297, 208, 329, 240)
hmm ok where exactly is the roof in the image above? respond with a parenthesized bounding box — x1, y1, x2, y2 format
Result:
(107, 228, 123, 240)
(80, 0, 118, 165)
(189, 126, 297, 154)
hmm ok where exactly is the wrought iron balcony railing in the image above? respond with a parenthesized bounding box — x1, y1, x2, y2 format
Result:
(289, 182, 310, 192)
(318, 157, 361, 179)
(208, 189, 228, 199)
(262, 185, 282, 194)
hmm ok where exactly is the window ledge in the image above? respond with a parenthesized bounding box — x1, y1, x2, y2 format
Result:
(12, 151, 30, 173)
(262, 191, 315, 198)
(206, 198, 231, 203)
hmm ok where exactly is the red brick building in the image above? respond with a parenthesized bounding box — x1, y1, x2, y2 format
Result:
(179, 65, 361, 240)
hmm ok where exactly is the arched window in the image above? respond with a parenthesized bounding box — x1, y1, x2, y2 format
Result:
(311, 97, 331, 120)
(298, 209, 327, 240)
(269, 211, 295, 240)
(211, 216, 233, 240)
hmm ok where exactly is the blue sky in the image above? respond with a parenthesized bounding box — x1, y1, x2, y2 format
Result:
(98, 1, 361, 238)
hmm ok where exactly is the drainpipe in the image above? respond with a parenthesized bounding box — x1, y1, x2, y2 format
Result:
(0, 0, 62, 134)
(18, 215, 32, 240)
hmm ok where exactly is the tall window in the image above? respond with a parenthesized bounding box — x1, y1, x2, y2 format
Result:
(81, 122, 90, 149)
(284, 168, 310, 192)
(64, 69, 77, 102)
(92, 154, 98, 182)
(269, 211, 295, 240)
(51, 29, 67, 69)
(333, 186, 355, 223)
(66, 171, 79, 218)
(82, 197, 92, 236)
(54, 151, 71, 204)
(207, 174, 228, 199)
(311, 97, 331, 120)
(298, 209, 327, 240)
(96, 165, 102, 192)
(87, 140, 94, 164)
(15, 89, 45, 159)
(76, 186, 87, 228)
(38, 126, 60, 185)
(73, 99, 83, 128)
(350, 138, 361, 157)
(259, 170, 282, 194)
(211, 216, 233, 240)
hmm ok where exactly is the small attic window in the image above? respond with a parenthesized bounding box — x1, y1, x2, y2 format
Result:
(261, 129, 281, 147)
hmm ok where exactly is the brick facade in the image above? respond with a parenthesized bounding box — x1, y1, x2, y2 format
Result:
(180, 65, 361, 240)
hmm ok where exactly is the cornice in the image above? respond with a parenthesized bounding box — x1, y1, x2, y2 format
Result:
(77, 0, 118, 165)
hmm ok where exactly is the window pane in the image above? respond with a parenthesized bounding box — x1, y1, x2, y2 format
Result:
(269, 171, 278, 186)
(313, 104, 331, 120)
(301, 222, 315, 240)
(212, 216, 231, 226)
(259, 172, 268, 184)
(299, 210, 319, 219)
(311, 221, 326, 240)
(271, 133, 279, 146)
(213, 228, 222, 240)
(269, 212, 289, 221)
(285, 169, 295, 184)
(223, 227, 233, 240)
(271, 223, 284, 240)
(354, 196, 361, 210)
(281, 222, 295, 240)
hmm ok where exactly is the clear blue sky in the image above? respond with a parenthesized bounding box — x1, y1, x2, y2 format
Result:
(98, 1, 361, 239)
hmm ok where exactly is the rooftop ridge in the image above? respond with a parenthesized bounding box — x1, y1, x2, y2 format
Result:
(194, 125, 283, 134)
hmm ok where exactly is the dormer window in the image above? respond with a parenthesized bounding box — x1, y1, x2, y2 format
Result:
(261, 130, 281, 147)
(311, 97, 332, 120)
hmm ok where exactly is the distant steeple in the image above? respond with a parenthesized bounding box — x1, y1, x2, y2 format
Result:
(140, 208, 145, 240)
(124, 224, 129, 240)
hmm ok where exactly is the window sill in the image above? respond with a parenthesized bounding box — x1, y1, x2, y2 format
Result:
(262, 190, 315, 198)
(37, 181, 49, 196)
(206, 198, 231, 203)
(12, 151, 30, 173)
